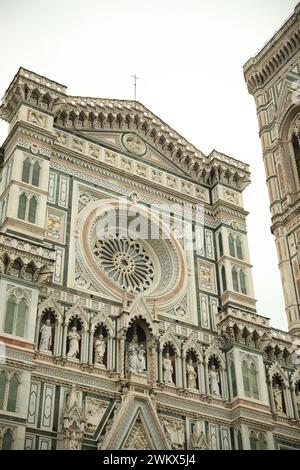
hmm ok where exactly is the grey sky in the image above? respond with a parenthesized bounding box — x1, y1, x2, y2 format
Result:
(0, 0, 299, 330)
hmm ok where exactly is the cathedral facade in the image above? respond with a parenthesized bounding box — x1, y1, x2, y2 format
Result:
(0, 5, 300, 451)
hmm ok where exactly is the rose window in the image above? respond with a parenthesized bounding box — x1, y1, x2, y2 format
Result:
(93, 238, 154, 293)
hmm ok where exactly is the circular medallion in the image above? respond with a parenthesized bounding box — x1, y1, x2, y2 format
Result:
(122, 133, 147, 156)
(93, 237, 154, 293)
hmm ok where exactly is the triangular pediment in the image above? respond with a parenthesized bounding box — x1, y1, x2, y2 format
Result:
(122, 412, 153, 450)
(79, 129, 188, 176)
(100, 393, 169, 450)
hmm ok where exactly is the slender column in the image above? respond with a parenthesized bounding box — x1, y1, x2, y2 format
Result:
(53, 321, 59, 356)
(89, 330, 94, 365)
(182, 356, 187, 389)
(283, 385, 293, 418)
(176, 354, 183, 388)
(199, 361, 206, 394)
(150, 343, 156, 384)
(35, 316, 41, 350)
(197, 362, 201, 392)
(80, 331, 86, 363)
(119, 336, 125, 379)
(62, 323, 68, 358)
(268, 379, 275, 412)
(56, 322, 61, 356)
(223, 369, 229, 400)
(205, 363, 209, 394)
(108, 336, 113, 370)
(291, 385, 299, 419)
(159, 348, 163, 383)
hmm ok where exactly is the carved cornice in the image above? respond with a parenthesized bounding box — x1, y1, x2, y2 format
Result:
(0, 68, 251, 191)
(244, 4, 300, 94)
(0, 232, 56, 286)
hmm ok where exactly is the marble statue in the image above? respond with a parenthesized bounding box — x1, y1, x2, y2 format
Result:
(94, 334, 106, 365)
(128, 335, 139, 373)
(186, 358, 197, 389)
(209, 365, 220, 396)
(67, 326, 81, 359)
(163, 353, 174, 385)
(137, 345, 146, 373)
(39, 319, 53, 352)
(273, 384, 284, 413)
(127, 335, 147, 374)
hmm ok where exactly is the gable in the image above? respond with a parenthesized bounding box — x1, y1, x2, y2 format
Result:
(78, 130, 188, 177)
(101, 393, 169, 450)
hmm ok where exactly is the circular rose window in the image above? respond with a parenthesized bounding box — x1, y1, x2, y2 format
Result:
(93, 237, 154, 294)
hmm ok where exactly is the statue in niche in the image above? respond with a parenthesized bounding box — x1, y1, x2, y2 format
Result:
(163, 352, 174, 385)
(67, 326, 81, 359)
(127, 334, 147, 374)
(39, 318, 53, 352)
(137, 344, 146, 373)
(209, 365, 221, 396)
(273, 383, 284, 414)
(94, 334, 106, 365)
(186, 358, 197, 389)
(127, 335, 139, 373)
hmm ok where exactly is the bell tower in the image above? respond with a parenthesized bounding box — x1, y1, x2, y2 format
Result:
(244, 3, 300, 334)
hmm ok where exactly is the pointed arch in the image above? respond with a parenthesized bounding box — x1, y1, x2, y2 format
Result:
(18, 193, 27, 220)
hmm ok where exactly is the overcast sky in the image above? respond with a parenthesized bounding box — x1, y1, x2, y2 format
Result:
(0, 0, 299, 331)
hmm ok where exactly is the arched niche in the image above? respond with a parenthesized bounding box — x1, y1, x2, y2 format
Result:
(65, 316, 84, 363)
(208, 356, 223, 398)
(161, 343, 177, 387)
(93, 324, 108, 369)
(185, 349, 199, 391)
(38, 308, 56, 355)
(125, 318, 151, 377)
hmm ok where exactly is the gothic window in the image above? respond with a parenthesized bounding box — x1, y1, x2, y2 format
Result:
(250, 363, 259, 399)
(18, 193, 27, 220)
(292, 134, 300, 183)
(32, 162, 40, 187)
(239, 270, 247, 294)
(232, 268, 239, 292)
(221, 266, 227, 292)
(5, 163, 11, 187)
(28, 196, 37, 223)
(258, 433, 267, 450)
(0, 199, 6, 225)
(237, 430, 243, 450)
(2, 429, 13, 450)
(4, 296, 16, 334)
(7, 374, 19, 412)
(21, 158, 41, 187)
(229, 234, 236, 257)
(249, 431, 257, 450)
(17, 193, 38, 224)
(230, 361, 237, 397)
(4, 295, 28, 337)
(242, 361, 251, 397)
(218, 232, 223, 257)
(242, 360, 259, 400)
(236, 237, 243, 260)
(22, 158, 31, 183)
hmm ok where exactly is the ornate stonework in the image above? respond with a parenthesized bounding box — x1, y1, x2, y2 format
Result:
(0, 56, 299, 450)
